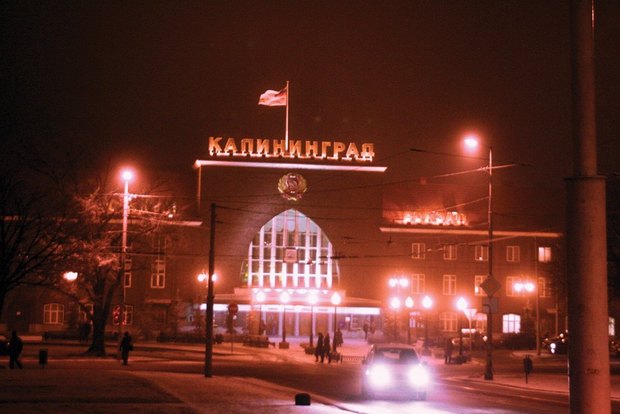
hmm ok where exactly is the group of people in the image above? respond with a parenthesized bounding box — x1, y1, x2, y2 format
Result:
(313, 329, 344, 363)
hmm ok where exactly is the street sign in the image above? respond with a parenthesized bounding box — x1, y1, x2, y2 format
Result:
(228, 303, 239, 314)
(480, 276, 501, 297)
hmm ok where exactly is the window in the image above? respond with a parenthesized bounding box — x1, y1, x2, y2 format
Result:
(440, 312, 458, 332)
(443, 244, 457, 260)
(44, 303, 64, 324)
(505, 276, 520, 296)
(247, 209, 339, 289)
(538, 247, 552, 263)
(124, 257, 132, 288)
(503, 314, 521, 333)
(538, 277, 551, 298)
(411, 274, 425, 294)
(506, 246, 520, 262)
(123, 305, 134, 325)
(151, 258, 166, 288)
(411, 243, 426, 259)
(475, 245, 488, 262)
(474, 275, 486, 296)
(443, 274, 456, 295)
(610, 317, 616, 337)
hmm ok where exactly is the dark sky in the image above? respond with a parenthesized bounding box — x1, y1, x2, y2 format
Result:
(2, 1, 619, 193)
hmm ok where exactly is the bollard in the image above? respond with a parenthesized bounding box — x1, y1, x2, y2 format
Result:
(39, 349, 48, 367)
(295, 393, 311, 406)
(523, 354, 533, 384)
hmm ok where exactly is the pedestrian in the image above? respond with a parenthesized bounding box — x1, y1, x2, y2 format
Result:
(444, 337, 453, 364)
(119, 331, 133, 366)
(324, 333, 332, 363)
(333, 328, 344, 351)
(363, 322, 369, 340)
(314, 333, 324, 362)
(8, 330, 24, 369)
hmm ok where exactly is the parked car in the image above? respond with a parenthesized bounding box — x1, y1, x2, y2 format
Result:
(361, 343, 430, 400)
(0, 334, 8, 355)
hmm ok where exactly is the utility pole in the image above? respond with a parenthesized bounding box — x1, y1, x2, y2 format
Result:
(205, 203, 216, 377)
(567, 1, 610, 412)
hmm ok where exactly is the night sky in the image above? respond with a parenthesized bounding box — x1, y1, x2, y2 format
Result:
(2, 1, 619, 193)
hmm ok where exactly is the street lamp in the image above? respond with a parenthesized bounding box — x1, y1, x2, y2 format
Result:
(308, 291, 318, 347)
(456, 297, 467, 356)
(118, 168, 133, 352)
(331, 292, 341, 352)
(388, 277, 409, 342)
(422, 295, 433, 351)
(515, 279, 540, 355)
(279, 291, 290, 349)
(464, 135, 496, 380)
(63, 271, 78, 282)
(255, 290, 266, 335)
(405, 296, 414, 345)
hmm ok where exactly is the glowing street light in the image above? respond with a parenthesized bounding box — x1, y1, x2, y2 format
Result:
(256, 290, 266, 335)
(279, 291, 290, 348)
(308, 291, 318, 347)
(456, 297, 467, 356)
(63, 271, 78, 282)
(405, 296, 414, 345)
(422, 295, 433, 351)
(117, 168, 134, 355)
(331, 292, 341, 351)
(514, 279, 540, 355)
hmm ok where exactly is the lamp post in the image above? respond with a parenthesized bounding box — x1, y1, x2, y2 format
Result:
(118, 169, 133, 352)
(464, 135, 496, 380)
(422, 295, 433, 351)
(456, 297, 467, 356)
(256, 290, 266, 335)
(515, 279, 540, 355)
(390, 297, 401, 341)
(405, 296, 414, 345)
(388, 277, 409, 342)
(308, 291, 318, 347)
(331, 292, 341, 351)
(279, 291, 290, 349)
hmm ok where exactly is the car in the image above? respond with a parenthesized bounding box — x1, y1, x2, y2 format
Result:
(546, 331, 568, 355)
(360, 343, 430, 400)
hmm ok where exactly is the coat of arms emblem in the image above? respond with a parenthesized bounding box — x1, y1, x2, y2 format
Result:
(278, 173, 307, 201)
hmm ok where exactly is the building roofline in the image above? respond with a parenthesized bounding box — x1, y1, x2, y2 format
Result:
(194, 159, 387, 173)
(380, 226, 563, 238)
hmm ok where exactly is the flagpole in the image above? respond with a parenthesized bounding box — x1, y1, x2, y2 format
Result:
(285, 80, 289, 152)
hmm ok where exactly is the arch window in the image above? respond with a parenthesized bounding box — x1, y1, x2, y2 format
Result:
(247, 209, 339, 289)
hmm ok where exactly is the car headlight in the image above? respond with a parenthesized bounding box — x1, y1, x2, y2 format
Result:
(408, 364, 430, 387)
(366, 364, 392, 388)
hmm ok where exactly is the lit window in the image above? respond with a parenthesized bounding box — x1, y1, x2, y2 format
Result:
(411, 274, 425, 294)
(475, 245, 488, 262)
(474, 275, 486, 296)
(538, 247, 552, 263)
(440, 312, 458, 332)
(123, 305, 134, 325)
(247, 209, 339, 289)
(443, 244, 457, 261)
(506, 246, 520, 262)
(503, 314, 521, 333)
(443, 274, 456, 295)
(610, 317, 616, 337)
(44, 303, 64, 324)
(411, 243, 426, 259)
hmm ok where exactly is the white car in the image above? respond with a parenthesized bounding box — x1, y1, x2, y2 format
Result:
(361, 343, 430, 400)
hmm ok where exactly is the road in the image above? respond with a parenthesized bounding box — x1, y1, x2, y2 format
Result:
(7, 342, 619, 413)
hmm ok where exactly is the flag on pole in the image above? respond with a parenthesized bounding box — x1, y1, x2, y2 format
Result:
(258, 87, 287, 106)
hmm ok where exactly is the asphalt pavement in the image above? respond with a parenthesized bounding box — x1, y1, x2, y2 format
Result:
(1, 336, 618, 413)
